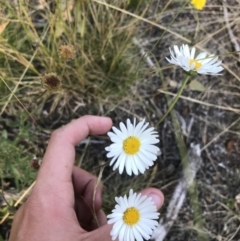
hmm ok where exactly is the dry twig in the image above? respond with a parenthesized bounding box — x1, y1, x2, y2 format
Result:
(223, 0, 240, 60)
(152, 144, 202, 241)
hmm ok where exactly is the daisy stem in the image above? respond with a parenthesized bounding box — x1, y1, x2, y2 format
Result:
(155, 74, 191, 126)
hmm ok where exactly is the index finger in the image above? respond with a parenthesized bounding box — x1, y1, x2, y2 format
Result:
(37, 115, 112, 189)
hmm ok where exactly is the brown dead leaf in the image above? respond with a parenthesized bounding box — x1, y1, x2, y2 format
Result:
(205, 195, 212, 203)
(0, 21, 9, 35)
(234, 193, 240, 211)
(235, 193, 240, 204)
(181, 105, 190, 117)
(189, 79, 206, 92)
(0, 70, 7, 77)
(168, 79, 178, 88)
(225, 139, 235, 154)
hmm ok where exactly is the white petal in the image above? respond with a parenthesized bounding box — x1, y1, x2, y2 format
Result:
(112, 126, 126, 139)
(126, 119, 133, 135)
(173, 45, 181, 56)
(108, 131, 123, 142)
(190, 47, 196, 58)
(141, 212, 159, 219)
(108, 216, 122, 224)
(141, 218, 159, 227)
(119, 224, 127, 241)
(109, 155, 119, 166)
(131, 156, 139, 175)
(129, 228, 135, 241)
(120, 122, 128, 136)
(123, 195, 129, 208)
(135, 224, 151, 240)
(138, 122, 149, 135)
(184, 44, 190, 58)
(119, 154, 127, 174)
(107, 213, 123, 218)
(137, 222, 153, 236)
(113, 153, 125, 171)
(141, 144, 160, 154)
(195, 52, 207, 61)
(134, 155, 146, 174)
(125, 226, 131, 241)
(129, 191, 137, 207)
(132, 226, 143, 241)
(112, 220, 124, 235)
(133, 119, 145, 135)
(125, 156, 133, 176)
(107, 150, 120, 159)
(108, 143, 123, 152)
(137, 151, 154, 167)
(140, 149, 157, 161)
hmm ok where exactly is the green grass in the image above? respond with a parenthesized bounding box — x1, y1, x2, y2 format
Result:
(0, 0, 148, 195)
(0, 112, 37, 191)
(0, 0, 146, 108)
(0, 0, 151, 227)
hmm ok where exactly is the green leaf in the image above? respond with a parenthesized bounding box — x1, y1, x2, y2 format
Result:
(1, 129, 7, 138)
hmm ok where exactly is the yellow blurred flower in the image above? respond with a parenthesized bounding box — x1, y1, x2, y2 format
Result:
(191, 0, 206, 10)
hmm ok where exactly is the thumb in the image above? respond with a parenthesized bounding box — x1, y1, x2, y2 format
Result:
(139, 187, 164, 209)
(88, 188, 164, 241)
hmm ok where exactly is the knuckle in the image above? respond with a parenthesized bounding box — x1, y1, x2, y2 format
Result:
(50, 127, 64, 140)
(50, 118, 78, 139)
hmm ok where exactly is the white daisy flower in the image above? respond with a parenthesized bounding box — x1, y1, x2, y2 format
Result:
(105, 118, 160, 176)
(166, 44, 224, 75)
(107, 189, 159, 241)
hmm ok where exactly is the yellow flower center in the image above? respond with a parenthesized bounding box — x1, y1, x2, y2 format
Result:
(123, 136, 141, 155)
(189, 59, 202, 70)
(123, 207, 140, 226)
(191, 0, 206, 10)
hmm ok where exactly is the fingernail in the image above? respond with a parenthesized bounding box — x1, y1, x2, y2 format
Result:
(149, 192, 164, 208)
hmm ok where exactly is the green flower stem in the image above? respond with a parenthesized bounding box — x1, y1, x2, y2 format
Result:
(155, 74, 191, 127)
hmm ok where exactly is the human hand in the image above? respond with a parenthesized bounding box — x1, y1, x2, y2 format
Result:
(9, 115, 164, 241)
